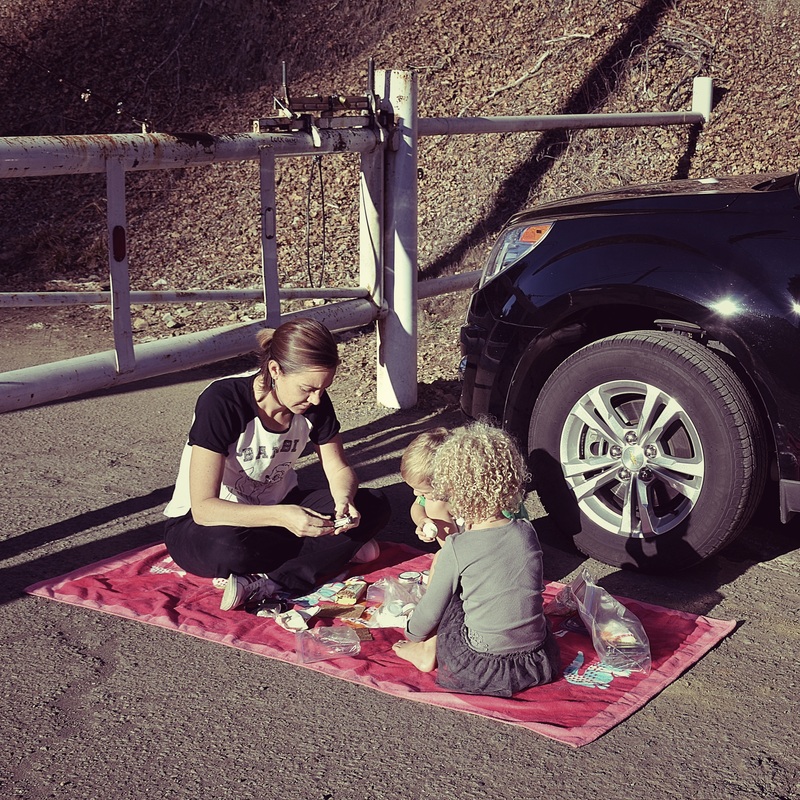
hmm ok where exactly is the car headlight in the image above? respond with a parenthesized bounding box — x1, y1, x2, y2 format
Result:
(480, 221, 553, 287)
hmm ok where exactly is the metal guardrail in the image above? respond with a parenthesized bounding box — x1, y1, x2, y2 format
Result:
(0, 72, 713, 413)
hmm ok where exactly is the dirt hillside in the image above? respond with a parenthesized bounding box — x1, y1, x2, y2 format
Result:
(1, 0, 799, 408)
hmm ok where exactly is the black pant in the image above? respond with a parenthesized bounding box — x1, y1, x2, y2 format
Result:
(164, 486, 390, 594)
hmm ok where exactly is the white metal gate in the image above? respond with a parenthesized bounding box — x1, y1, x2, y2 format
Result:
(0, 69, 712, 413)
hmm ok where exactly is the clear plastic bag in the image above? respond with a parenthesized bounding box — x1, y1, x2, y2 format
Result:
(367, 575, 424, 605)
(569, 569, 651, 674)
(543, 584, 579, 617)
(363, 576, 423, 628)
(295, 626, 361, 663)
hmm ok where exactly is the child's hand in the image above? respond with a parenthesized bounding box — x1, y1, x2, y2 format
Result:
(416, 517, 439, 543)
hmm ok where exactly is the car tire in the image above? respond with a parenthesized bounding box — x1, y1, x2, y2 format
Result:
(528, 331, 766, 572)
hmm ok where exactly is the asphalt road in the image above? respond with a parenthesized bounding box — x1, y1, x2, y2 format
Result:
(1, 323, 799, 800)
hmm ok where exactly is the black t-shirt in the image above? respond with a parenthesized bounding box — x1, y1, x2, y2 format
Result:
(164, 372, 340, 517)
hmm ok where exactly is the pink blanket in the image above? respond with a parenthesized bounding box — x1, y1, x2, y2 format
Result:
(25, 542, 735, 747)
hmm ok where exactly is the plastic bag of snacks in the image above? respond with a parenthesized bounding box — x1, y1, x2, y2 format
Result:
(549, 569, 651, 674)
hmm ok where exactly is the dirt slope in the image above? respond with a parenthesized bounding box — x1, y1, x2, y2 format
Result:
(1, 0, 799, 403)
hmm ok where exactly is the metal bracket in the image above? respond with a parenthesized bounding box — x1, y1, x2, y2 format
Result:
(252, 61, 376, 142)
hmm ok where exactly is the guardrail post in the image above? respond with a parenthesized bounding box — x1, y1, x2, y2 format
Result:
(259, 145, 281, 326)
(376, 69, 418, 409)
(359, 65, 385, 310)
(691, 77, 713, 122)
(359, 142, 384, 311)
(105, 158, 135, 373)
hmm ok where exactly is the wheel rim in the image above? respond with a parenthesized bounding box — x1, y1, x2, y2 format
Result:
(559, 379, 704, 538)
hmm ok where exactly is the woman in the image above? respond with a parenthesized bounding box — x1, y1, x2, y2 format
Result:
(164, 318, 390, 611)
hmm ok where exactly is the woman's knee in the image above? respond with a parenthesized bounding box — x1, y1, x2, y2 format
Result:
(355, 487, 391, 532)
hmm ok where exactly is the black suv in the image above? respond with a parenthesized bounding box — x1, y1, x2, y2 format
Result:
(459, 172, 800, 572)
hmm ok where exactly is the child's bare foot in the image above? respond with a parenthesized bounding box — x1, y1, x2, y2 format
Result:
(392, 639, 437, 673)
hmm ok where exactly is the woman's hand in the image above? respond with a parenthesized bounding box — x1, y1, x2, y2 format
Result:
(279, 505, 338, 538)
(317, 436, 360, 534)
(331, 500, 360, 534)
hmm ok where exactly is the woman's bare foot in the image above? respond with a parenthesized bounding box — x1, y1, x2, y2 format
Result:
(392, 638, 437, 672)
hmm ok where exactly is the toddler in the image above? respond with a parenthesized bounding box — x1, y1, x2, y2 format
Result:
(392, 421, 560, 697)
(400, 427, 458, 546)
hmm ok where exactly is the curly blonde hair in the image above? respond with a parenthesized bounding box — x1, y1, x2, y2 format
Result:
(432, 421, 529, 525)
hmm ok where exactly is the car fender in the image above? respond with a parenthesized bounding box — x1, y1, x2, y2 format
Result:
(501, 274, 800, 486)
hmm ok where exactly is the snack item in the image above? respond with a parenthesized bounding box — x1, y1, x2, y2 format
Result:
(333, 578, 367, 605)
(362, 601, 416, 628)
(420, 520, 438, 542)
(292, 581, 345, 607)
(598, 619, 640, 647)
(316, 604, 366, 620)
(271, 607, 320, 631)
(344, 622, 374, 641)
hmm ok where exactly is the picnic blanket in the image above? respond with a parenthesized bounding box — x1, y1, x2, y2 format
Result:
(25, 542, 736, 747)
